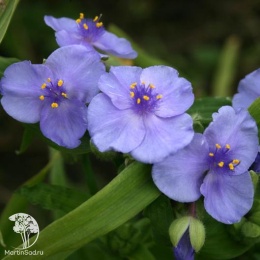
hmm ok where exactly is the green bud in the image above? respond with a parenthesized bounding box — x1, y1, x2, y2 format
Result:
(189, 217, 206, 252)
(241, 221, 260, 238)
(169, 216, 191, 246)
(250, 170, 259, 191)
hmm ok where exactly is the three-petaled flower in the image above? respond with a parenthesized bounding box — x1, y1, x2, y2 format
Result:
(88, 65, 194, 164)
(1, 45, 105, 148)
(152, 106, 259, 224)
(44, 13, 137, 59)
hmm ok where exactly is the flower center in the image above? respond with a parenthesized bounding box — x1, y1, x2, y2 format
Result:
(39, 78, 68, 108)
(75, 13, 105, 42)
(208, 143, 240, 173)
(129, 82, 163, 115)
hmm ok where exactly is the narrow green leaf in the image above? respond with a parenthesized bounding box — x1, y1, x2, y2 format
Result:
(0, 0, 20, 44)
(3, 162, 160, 259)
(15, 127, 35, 155)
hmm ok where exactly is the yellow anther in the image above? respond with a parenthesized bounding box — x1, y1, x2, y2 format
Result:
(61, 92, 67, 98)
(229, 163, 234, 170)
(47, 78, 51, 82)
(218, 161, 224, 167)
(232, 159, 240, 164)
(156, 94, 163, 100)
(137, 98, 141, 104)
(79, 13, 84, 19)
(130, 91, 135, 98)
(93, 16, 99, 22)
(209, 152, 214, 157)
(141, 81, 146, 85)
(96, 22, 103, 28)
(83, 23, 89, 30)
(51, 102, 59, 108)
(225, 144, 231, 149)
(149, 84, 155, 89)
(215, 144, 221, 149)
(130, 82, 137, 89)
(76, 19, 81, 24)
(39, 95, 45, 101)
(41, 83, 47, 89)
(57, 80, 64, 87)
(143, 95, 150, 101)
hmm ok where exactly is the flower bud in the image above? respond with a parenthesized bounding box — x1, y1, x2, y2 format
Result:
(189, 217, 206, 252)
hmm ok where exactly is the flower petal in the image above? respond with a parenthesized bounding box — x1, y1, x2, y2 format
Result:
(131, 113, 194, 164)
(45, 45, 105, 103)
(88, 93, 145, 153)
(44, 16, 78, 32)
(204, 106, 258, 174)
(140, 66, 194, 117)
(200, 171, 254, 224)
(152, 134, 209, 202)
(40, 99, 88, 148)
(1, 61, 53, 97)
(232, 69, 260, 110)
(1, 95, 42, 123)
(93, 31, 137, 59)
(55, 30, 83, 46)
(98, 66, 143, 110)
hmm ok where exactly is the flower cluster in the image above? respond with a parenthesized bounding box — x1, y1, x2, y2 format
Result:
(1, 10, 260, 258)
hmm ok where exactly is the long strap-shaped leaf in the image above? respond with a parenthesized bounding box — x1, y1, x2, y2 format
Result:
(4, 162, 160, 259)
(0, 0, 20, 44)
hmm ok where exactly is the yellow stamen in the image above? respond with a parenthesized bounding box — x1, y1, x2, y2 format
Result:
(51, 102, 59, 108)
(57, 79, 64, 87)
(229, 163, 234, 170)
(83, 23, 88, 30)
(209, 152, 214, 157)
(93, 16, 99, 22)
(232, 159, 240, 164)
(141, 81, 146, 85)
(216, 144, 221, 149)
(39, 95, 45, 101)
(149, 83, 155, 89)
(61, 92, 67, 98)
(130, 82, 137, 89)
(79, 13, 84, 19)
(76, 19, 81, 24)
(130, 91, 135, 98)
(137, 98, 141, 104)
(156, 94, 163, 100)
(143, 95, 150, 101)
(225, 144, 231, 149)
(218, 161, 224, 167)
(96, 22, 103, 28)
(47, 78, 51, 82)
(41, 83, 47, 89)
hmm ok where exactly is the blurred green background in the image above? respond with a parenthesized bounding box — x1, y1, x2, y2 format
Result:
(0, 1, 260, 258)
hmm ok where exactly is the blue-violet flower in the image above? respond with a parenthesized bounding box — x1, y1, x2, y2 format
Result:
(233, 68, 260, 110)
(44, 13, 137, 59)
(1, 45, 105, 148)
(152, 106, 258, 224)
(174, 229, 194, 260)
(87, 65, 194, 164)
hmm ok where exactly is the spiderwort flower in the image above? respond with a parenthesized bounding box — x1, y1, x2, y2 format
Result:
(1, 45, 105, 148)
(88, 65, 194, 164)
(232, 68, 260, 110)
(152, 106, 258, 224)
(174, 230, 194, 260)
(44, 13, 137, 59)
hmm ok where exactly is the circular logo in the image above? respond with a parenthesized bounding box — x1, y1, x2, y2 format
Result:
(9, 213, 40, 250)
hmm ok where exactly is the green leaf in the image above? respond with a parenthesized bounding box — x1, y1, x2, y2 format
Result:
(17, 183, 89, 214)
(0, 0, 20, 44)
(3, 162, 160, 259)
(188, 97, 232, 128)
(0, 56, 19, 77)
(15, 127, 35, 154)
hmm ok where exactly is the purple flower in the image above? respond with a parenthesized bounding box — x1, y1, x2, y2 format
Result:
(232, 69, 260, 110)
(174, 230, 194, 260)
(44, 13, 137, 59)
(152, 106, 258, 224)
(1, 45, 105, 148)
(88, 65, 194, 164)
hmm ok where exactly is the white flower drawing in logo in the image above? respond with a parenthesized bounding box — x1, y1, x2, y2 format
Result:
(9, 213, 39, 249)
